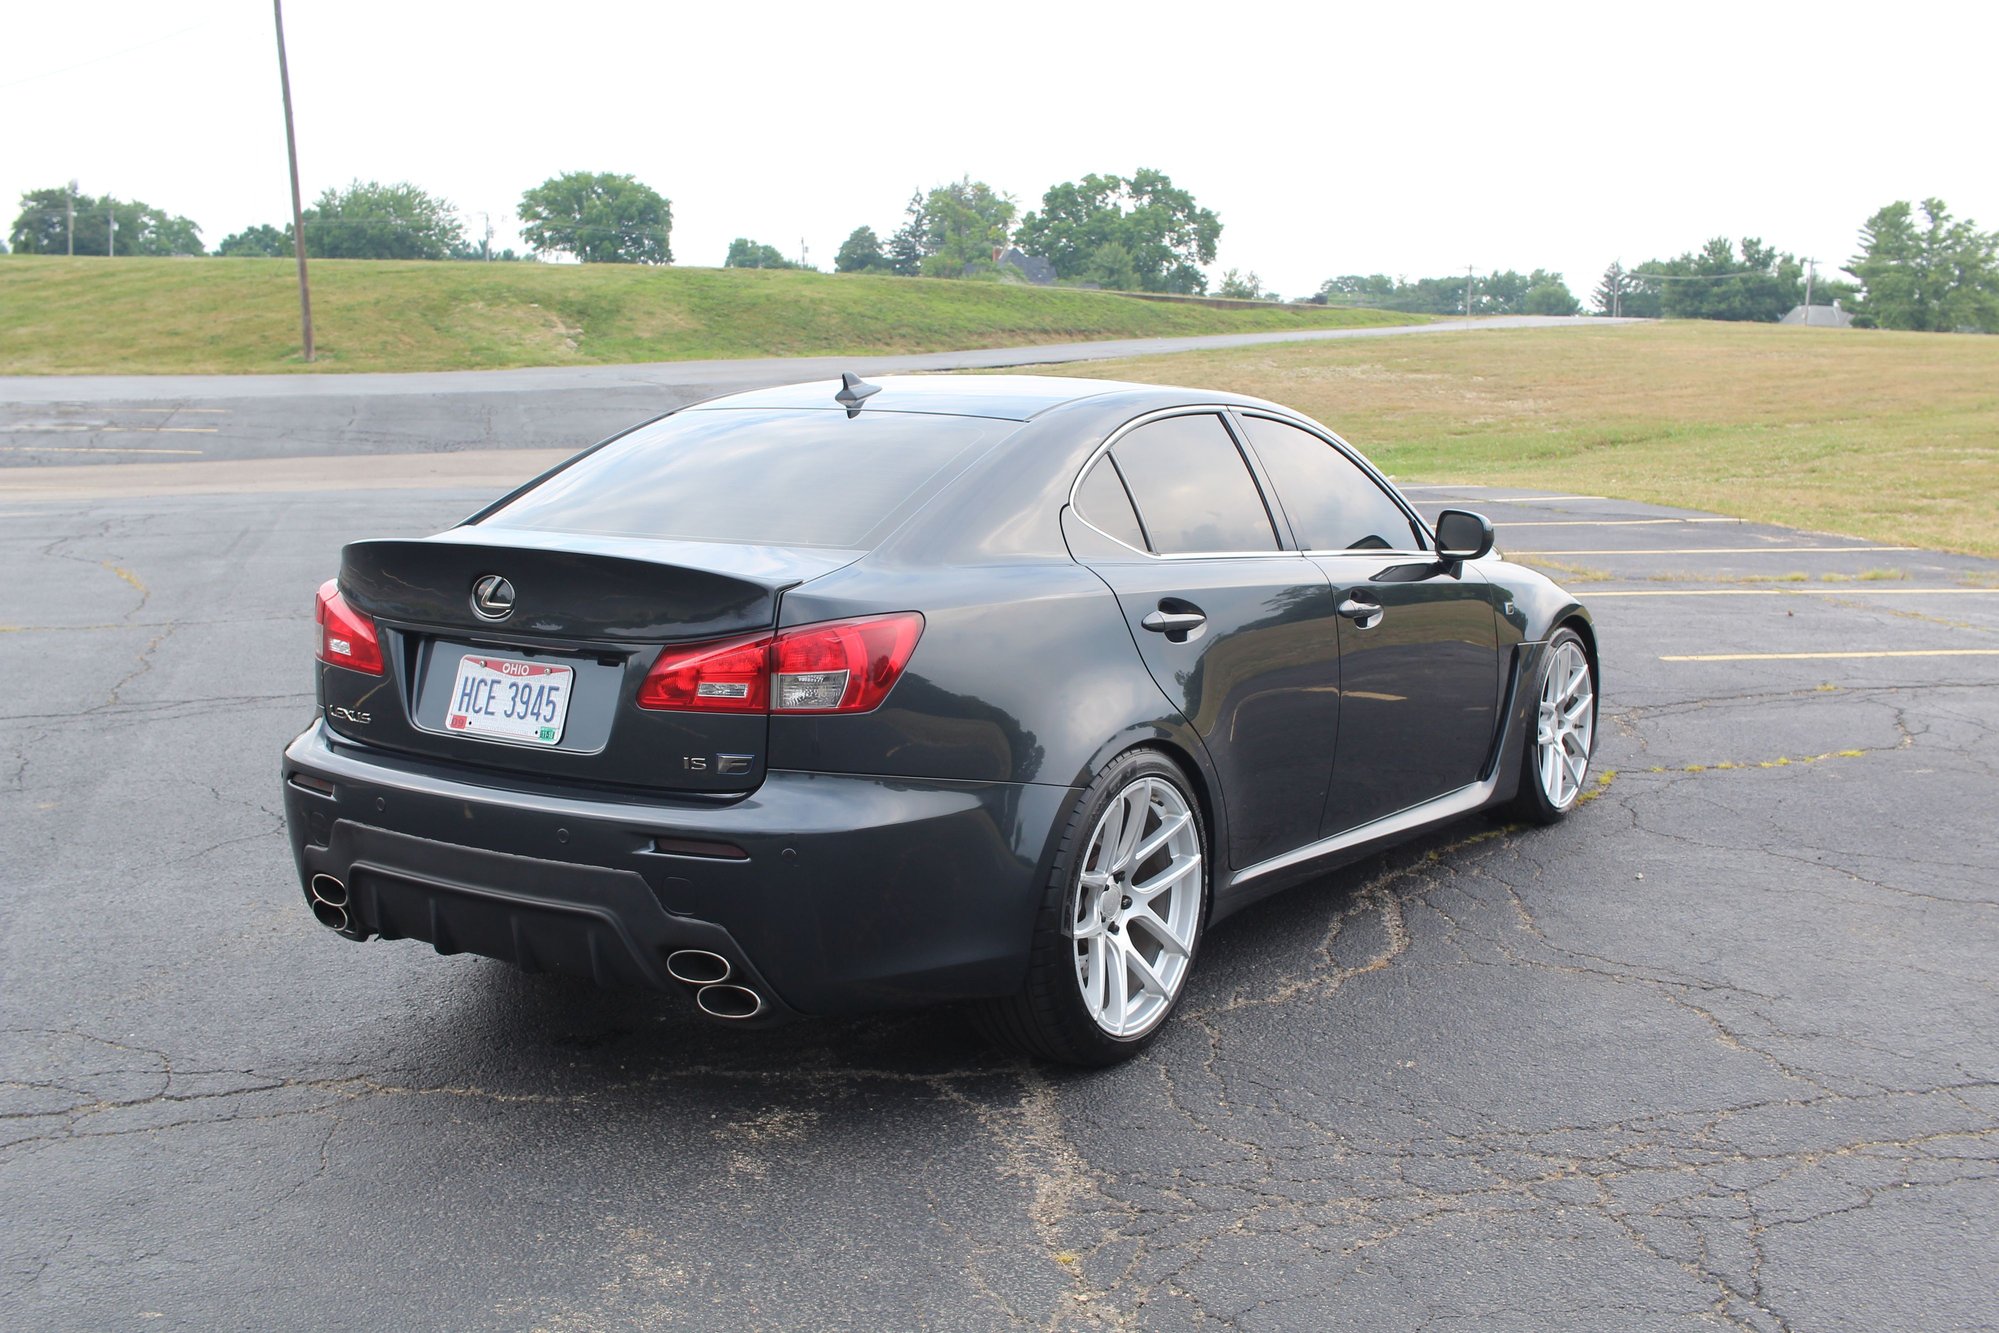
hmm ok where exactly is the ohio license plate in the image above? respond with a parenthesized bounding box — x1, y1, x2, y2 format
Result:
(445, 655, 572, 746)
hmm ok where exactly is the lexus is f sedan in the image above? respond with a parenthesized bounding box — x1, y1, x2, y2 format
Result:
(281, 374, 1597, 1065)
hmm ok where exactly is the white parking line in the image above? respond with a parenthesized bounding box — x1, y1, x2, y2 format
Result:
(0, 425, 220, 434)
(0, 445, 206, 455)
(1661, 649, 1999, 661)
(1512, 546, 1917, 556)
(1486, 518, 1741, 528)
(1591, 588, 1999, 598)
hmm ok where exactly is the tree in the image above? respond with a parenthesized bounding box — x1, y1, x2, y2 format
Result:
(1592, 261, 1649, 316)
(886, 192, 926, 277)
(216, 224, 289, 258)
(10, 185, 204, 256)
(1632, 238, 1802, 322)
(1216, 269, 1271, 300)
(299, 180, 463, 260)
(915, 177, 1017, 277)
(834, 225, 889, 273)
(1845, 199, 1999, 333)
(1015, 168, 1221, 294)
(724, 237, 804, 270)
(1523, 273, 1580, 316)
(518, 171, 672, 264)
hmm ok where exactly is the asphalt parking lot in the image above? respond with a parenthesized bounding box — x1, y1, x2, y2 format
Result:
(4, 455, 1996, 1328)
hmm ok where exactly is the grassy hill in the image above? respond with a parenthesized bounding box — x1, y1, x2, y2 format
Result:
(0, 255, 1421, 375)
(1036, 322, 1999, 558)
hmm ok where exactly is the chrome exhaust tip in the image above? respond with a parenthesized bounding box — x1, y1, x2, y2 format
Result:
(665, 949, 732, 986)
(311, 898, 350, 932)
(309, 873, 349, 909)
(695, 983, 766, 1021)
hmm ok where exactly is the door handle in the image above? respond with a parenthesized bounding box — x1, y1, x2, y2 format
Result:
(1336, 595, 1384, 629)
(1142, 608, 1207, 634)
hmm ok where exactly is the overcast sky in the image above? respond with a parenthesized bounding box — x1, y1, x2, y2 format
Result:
(4, 1, 1995, 301)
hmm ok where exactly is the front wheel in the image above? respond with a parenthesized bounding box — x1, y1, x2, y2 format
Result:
(1507, 627, 1596, 824)
(977, 748, 1208, 1066)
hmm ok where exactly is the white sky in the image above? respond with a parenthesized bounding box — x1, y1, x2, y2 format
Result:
(3, 0, 1994, 301)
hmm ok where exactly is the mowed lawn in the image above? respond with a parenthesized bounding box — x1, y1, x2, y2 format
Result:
(1042, 322, 1999, 558)
(0, 255, 1419, 375)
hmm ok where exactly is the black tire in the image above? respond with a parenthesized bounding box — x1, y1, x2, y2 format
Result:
(1506, 626, 1596, 825)
(976, 747, 1210, 1066)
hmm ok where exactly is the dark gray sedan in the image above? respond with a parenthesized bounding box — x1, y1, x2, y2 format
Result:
(282, 373, 1597, 1065)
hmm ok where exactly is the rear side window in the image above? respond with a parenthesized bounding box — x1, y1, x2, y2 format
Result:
(1110, 414, 1277, 555)
(1073, 457, 1148, 550)
(481, 409, 1012, 549)
(1237, 414, 1424, 552)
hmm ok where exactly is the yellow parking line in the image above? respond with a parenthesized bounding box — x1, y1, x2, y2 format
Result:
(1591, 588, 1999, 598)
(1513, 546, 1916, 556)
(1661, 650, 1999, 661)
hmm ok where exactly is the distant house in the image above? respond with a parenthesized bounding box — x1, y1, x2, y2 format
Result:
(1780, 302, 1855, 328)
(989, 247, 1057, 286)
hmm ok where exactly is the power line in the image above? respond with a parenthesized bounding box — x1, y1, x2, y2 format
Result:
(0, 20, 213, 92)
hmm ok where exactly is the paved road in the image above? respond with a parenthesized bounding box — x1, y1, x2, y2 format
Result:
(0, 316, 1630, 468)
(3, 465, 1994, 1329)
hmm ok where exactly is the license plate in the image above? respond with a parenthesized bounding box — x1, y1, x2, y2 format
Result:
(445, 655, 573, 746)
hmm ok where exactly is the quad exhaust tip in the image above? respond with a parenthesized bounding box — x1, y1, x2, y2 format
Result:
(665, 949, 732, 986)
(695, 984, 767, 1021)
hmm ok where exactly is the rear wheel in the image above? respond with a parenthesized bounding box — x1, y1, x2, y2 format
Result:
(1507, 627, 1596, 824)
(978, 748, 1208, 1066)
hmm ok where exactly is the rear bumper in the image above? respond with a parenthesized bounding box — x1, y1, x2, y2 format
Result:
(281, 721, 1075, 1017)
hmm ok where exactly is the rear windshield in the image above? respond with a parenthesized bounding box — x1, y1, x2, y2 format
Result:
(480, 408, 1013, 549)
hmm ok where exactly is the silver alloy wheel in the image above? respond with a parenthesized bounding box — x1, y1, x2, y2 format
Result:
(1536, 638, 1595, 809)
(1067, 774, 1203, 1038)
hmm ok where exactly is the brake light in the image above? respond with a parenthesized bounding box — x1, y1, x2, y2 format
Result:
(636, 632, 771, 713)
(314, 579, 384, 675)
(637, 613, 923, 715)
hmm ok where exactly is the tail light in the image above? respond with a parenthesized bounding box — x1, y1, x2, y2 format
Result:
(314, 579, 384, 676)
(638, 613, 923, 715)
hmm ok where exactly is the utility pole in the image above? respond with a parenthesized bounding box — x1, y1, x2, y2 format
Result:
(1802, 257, 1817, 314)
(1465, 265, 1475, 318)
(66, 180, 75, 256)
(273, 0, 315, 362)
(107, 201, 116, 257)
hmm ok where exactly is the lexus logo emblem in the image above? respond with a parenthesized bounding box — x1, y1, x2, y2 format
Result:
(470, 574, 515, 620)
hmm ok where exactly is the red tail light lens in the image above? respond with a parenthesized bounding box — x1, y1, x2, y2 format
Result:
(637, 613, 923, 715)
(314, 579, 384, 676)
(635, 632, 772, 713)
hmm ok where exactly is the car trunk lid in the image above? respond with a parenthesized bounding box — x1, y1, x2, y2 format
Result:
(320, 528, 860, 794)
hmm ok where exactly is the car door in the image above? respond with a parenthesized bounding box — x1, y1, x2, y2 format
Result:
(1231, 411, 1502, 834)
(1070, 410, 1341, 870)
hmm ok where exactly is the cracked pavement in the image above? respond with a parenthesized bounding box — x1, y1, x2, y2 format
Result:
(2, 471, 1995, 1330)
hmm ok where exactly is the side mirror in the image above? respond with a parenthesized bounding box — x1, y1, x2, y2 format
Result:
(1435, 509, 1494, 562)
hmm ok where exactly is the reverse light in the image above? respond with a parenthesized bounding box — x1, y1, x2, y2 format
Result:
(314, 578, 385, 676)
(637, 613, 924, 715)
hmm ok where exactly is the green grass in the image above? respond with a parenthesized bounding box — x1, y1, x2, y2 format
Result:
(0, 255, 1422, 375)
(1032, 322, 1999, 558)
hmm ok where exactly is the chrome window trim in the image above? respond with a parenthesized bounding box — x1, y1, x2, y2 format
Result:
(1228, 407, 1437, 553)
(1065, 405, 1293, 561)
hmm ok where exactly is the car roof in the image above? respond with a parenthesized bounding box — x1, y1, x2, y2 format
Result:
(684, 374, 1159, 422)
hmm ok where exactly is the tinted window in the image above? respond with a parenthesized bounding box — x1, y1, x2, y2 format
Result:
(1238, 415, 1423, 551)
(1110, 414, 1277, 554)
(1073, 457, 1148, 549)
(481, 409, 1010, 549)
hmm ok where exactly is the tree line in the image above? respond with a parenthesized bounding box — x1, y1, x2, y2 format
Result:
(1588, 199, 1997, 332)
(7, 173, 1994, 331)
